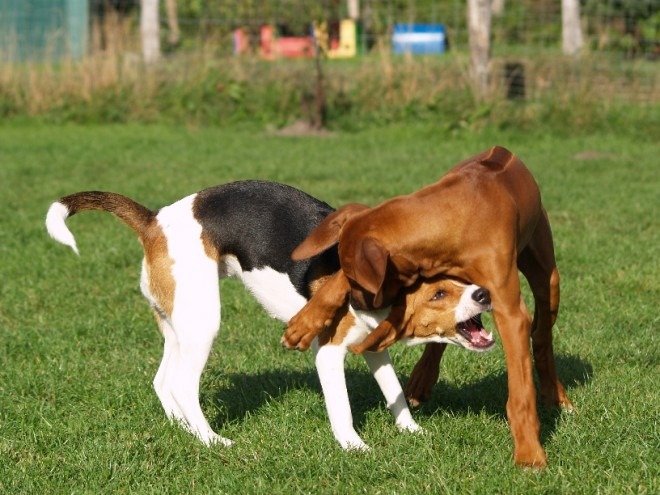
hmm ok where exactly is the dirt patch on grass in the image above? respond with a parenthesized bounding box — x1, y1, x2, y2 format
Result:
(573, 150, 616, 161)
(267, 120, 336, 137)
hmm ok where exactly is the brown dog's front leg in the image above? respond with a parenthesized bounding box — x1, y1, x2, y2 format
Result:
(405, 343, 447, 407)
(282, 271, 350, 351)
(495, 297, 547, 468)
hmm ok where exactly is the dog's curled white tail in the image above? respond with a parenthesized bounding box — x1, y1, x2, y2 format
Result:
(46, 201, 79, 255)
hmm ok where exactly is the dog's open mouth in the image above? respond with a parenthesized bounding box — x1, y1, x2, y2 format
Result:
(456, 314, 495, 352)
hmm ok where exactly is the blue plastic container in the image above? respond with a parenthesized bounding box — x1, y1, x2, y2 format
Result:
(392, 23, 446, 55)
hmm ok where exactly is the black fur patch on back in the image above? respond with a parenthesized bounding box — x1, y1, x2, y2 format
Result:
(192, 180, 339, 299)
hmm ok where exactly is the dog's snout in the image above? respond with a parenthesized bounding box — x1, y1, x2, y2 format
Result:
(472, 287, 491, 306)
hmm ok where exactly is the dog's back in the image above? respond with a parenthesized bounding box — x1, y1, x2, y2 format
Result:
(194, 181, 337, 293)
(193, 181, 339, 321)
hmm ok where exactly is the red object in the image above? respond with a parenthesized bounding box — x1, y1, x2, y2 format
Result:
(260, 24, 315, 59)
(276, 37, 315, 58)
(260, 25, 276, 59)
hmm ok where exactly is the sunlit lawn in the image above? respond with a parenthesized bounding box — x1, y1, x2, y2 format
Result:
(0, 123, 656, 493)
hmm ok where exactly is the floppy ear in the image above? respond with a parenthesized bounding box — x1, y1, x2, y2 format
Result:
(351, 241, 421, 307)
(348, 299, 412, 354)
(390, 254, 420, 287)
(292, 203, 369, 261)
(349, 318, 397, 354)
(352, 236, 390, 306)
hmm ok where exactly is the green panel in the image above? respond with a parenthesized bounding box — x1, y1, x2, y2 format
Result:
(66, 0, 88, 59)
(0, 0, 88, 61)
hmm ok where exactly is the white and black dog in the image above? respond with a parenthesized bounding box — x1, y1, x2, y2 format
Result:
(46, 180, 493, 450)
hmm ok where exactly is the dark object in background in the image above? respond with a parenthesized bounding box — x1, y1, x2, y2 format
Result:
(505, 62, 526, 100)
(91, 0, 137, 16)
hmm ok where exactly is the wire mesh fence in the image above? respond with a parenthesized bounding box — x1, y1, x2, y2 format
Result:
(0, 0, 657, 120)
(163, 0, 658, 54)
(162, 0, 660, 103)
(3, 1, 657, 58)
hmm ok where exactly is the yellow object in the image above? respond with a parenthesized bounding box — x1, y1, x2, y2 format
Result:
(314, 19, 357, 59)
(330, 19, 357, 59)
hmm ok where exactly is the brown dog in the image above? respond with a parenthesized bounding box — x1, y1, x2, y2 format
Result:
(283, 146, 573, 467)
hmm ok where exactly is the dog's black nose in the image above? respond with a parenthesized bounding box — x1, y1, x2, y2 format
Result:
(472, 288, 491, 305)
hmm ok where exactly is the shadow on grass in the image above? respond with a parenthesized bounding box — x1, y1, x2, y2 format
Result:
(206, 353, 591, 444)
(416, 354, 592, 444)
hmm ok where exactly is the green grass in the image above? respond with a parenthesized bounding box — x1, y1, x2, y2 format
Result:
(0, 123, 657, 493)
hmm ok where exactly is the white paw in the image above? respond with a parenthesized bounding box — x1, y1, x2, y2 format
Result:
(339, 436, 371, 452)
(213, 436, 235, 447)
(397, 421, 425, 435)
(344, 441, 371, 452)
(181, 423, 233, 447)
(203, 431, 234, 447)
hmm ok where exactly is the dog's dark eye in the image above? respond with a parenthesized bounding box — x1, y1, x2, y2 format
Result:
(431, 290, 446, 301)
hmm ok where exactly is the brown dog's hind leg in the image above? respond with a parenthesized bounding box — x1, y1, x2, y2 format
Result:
(404, 343, 447, 407)
(518, 212, 573, 411)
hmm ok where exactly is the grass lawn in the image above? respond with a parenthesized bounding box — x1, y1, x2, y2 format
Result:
(0, 123, 657, 494)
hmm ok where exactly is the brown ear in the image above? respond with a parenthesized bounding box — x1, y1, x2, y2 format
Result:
(353, 236, 389, 307)
(390, 254, 420, 287)
(349, 319, 395, 354)
(292, 203, 369, 261)
(348, 300, 411, 354)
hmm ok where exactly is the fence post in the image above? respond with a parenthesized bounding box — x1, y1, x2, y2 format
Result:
(467, 0, 492, 99)
(562, 0, 584, 56)
(492, 0, 505, 17)
(165, 0, 181, 47)
(140, 0, 161, 65)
